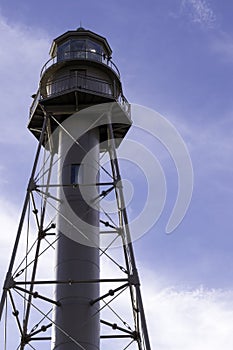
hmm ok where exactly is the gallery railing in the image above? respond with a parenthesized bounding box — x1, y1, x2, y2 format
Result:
(29, 73, 130, 119)
(40, 50, 121, 79)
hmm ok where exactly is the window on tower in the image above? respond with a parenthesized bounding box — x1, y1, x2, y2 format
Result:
(71, 164, 83, 185)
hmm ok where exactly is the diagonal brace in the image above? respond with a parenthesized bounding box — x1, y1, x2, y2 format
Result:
(90, 282, 129, 305)
(14, 286, 61, 306)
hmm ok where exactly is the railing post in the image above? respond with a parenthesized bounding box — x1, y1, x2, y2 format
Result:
(113, 80, 116, 99)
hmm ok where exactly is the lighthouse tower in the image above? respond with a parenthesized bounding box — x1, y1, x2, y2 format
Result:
(0, 28, 151, 350)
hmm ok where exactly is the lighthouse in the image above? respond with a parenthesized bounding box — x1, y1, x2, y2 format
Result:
(29, 26, 132, 350)
(0, 28, 151, 350)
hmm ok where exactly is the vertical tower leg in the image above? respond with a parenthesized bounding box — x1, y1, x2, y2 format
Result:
(0, 113, 48, 323)
(105, 112, 151, 350)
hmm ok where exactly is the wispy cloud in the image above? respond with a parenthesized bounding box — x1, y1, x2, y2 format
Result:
(140, 268, 233, 349)
(167, 110, 233, 175)
(181, 0, 216, 28)
(102, 262, 233, 349)
(211, 31, 233, 62)
(0, 15, 49, 144)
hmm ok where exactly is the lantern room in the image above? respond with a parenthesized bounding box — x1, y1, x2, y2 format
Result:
(51, 27, 112, 63)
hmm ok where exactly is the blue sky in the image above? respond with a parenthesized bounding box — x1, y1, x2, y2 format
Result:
(0, 0, 233, 349)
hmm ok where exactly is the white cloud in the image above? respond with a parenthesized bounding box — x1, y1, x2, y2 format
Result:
(0, 198, 19, 255)
(0, 15, 49, 144)
(181, 0, 216, 27)
(211, 31, 233, 63)
(140, 268, 233, 349)
(0, 14, 52, 319)
(166, 111, 233, 178)
(100, 259, 233, 350)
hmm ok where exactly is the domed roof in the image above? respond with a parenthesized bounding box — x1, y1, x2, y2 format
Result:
(76, 26, 85, 31)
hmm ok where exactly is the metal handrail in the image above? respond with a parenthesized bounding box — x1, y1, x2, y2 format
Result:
(30, 75, 131, 118)
(30, 74, 131, 120)
(40, 50, 121, 79)
(43, 73, 115, 99)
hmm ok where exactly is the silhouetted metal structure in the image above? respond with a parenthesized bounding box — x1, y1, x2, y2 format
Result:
(0, 28, 151, 350)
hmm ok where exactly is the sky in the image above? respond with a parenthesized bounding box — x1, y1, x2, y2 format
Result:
(0, 0, 233, 349)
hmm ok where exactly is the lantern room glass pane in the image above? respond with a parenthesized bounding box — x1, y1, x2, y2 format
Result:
(87, 40, 103, 61)
(57, 40, 71, 60)
(71, 39, 86, 58)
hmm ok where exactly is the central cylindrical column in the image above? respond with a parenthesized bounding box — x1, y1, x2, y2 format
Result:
(53, 116, 100, 350)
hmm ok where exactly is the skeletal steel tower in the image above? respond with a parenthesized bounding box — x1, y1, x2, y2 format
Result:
(0, 28, 151, 350)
